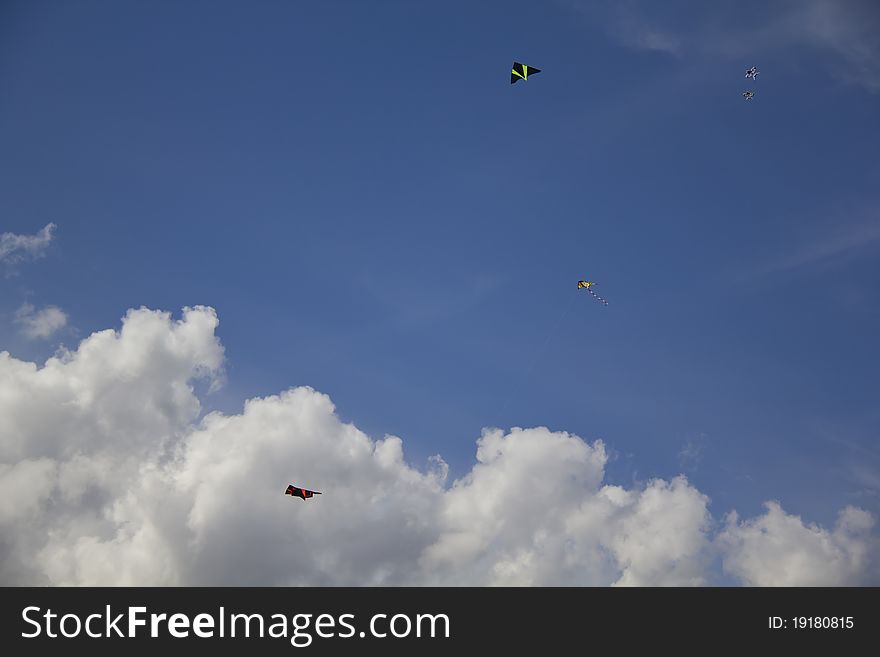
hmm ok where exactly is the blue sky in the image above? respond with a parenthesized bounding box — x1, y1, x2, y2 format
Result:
(2, 0, 879, 553)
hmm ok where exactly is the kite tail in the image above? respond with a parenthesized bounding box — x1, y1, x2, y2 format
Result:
(588, 289, 609, 305)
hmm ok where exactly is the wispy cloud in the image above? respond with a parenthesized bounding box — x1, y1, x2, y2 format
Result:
(604, 8, 682, 55)
(0, 223, 56, 265)
(14, 303, 68, 340)
(563, 0, 880, 92)
(852, 464, 880, 497)
(561, 0, 683, 55)
(678, 433, 708, 472)
(761, 218, 880, 275)
(707, 0, 880, 93)
(773, 0, 880, 93)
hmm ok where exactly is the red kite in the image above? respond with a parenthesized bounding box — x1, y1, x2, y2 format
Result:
(286, 484, 322, 500)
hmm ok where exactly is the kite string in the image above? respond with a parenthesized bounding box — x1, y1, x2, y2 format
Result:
(497, 291, 578, 423)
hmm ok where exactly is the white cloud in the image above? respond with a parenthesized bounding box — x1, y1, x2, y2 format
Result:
(421, 429, 712, 586)
(718, 502, 879, 585)
(14, 303, 68, 339)
(0, 223, 56, 265)
(0, 305, 876, 585)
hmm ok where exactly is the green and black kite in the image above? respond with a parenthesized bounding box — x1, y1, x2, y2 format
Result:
(511, 62, 541, 84)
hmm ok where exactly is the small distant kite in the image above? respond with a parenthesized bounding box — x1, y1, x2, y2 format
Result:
(285, 484, 322, 500)
(577, 280, 609, 306)
(742, 90, 755, 100)
(511, 62, 541, 84)
(745, 66, 759, 80)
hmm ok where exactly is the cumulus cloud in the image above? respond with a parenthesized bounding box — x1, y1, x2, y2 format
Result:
(14, 303, 68, 339)
(0, 305, 876, 585)
(718, 502, 879, 585)
(0, 223, 56, 265)
(421, 429, 712, 586)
